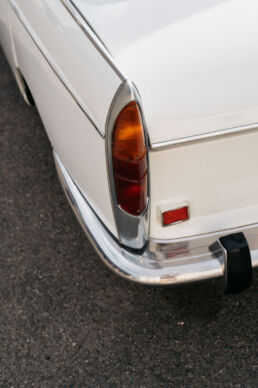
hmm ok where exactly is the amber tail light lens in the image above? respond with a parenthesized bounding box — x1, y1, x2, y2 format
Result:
(112, 101, 148, 216)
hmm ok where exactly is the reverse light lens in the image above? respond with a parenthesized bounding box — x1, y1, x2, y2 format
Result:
(162, 206, 189, 226)
(112, 102, 147, 216)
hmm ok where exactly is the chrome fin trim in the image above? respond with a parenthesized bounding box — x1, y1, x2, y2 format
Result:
(8, 0, 104, 136)
(105, 80, 150, 250)
(61, 0, 126, 82)
(151, 123, 258, 150)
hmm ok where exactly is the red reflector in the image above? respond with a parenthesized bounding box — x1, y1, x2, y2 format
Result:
(162, 206, 189, 226)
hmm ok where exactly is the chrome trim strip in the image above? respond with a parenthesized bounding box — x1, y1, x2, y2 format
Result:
(151, 123, 258, 150)
(8, 0, 104, 136)
(54, 150, 257, 286)
(105, 80, 150, 249)
(210, 240, 227, 291)
(61, 0, 126, 82)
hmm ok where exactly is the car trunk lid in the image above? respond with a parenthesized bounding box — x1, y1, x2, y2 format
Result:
(72, 0, 258, 146)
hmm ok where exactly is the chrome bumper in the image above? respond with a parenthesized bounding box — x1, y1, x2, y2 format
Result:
(54, 151, 258, 287)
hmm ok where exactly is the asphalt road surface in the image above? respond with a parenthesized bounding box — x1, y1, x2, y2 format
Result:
(0, 47, 257, 388)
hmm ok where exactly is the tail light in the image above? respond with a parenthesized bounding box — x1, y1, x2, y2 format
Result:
(112, 101, 148, 216)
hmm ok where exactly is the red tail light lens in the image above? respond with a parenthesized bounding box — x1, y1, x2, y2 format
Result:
(112, 101, 148, 216)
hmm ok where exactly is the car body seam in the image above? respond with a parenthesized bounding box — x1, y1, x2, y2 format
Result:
(60, 0, 126, 82)
(8, 0, 105, 137)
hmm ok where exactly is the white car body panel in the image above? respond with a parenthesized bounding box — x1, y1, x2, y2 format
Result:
(0, 0, 15, 70)
(74, 0, 258, 145)
(2, 0, 119, 236)
(149, 130, 258, 239)
(1, 0, 257, 287)
(12, 0, 122, 134)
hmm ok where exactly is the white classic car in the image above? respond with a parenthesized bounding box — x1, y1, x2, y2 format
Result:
(1, 0, 257, 293)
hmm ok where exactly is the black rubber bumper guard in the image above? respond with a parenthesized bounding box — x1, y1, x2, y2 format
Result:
(211, 232, 252, 294)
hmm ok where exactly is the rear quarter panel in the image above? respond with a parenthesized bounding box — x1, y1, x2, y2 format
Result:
(0, 1, 15, 70)
(150, 130, 258, 239)
(9, 0, 121, 236)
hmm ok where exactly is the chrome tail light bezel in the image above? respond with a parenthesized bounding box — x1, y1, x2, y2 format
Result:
(105, 80, 150, 250)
